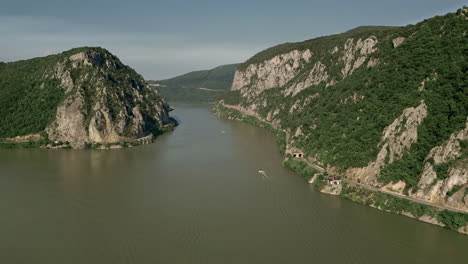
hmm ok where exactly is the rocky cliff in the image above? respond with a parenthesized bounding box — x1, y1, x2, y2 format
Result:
(0, 47, 174, 149)
(217, 8, 468, 213)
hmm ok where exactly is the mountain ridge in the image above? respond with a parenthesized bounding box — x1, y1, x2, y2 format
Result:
(149, 63, 239, 102)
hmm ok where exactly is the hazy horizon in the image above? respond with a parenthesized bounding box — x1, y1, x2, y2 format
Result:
(1, 0, 467, 80)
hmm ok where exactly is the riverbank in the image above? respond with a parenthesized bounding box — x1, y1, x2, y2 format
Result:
(0, 120, 178, 150)
(213, 102, 468, 235)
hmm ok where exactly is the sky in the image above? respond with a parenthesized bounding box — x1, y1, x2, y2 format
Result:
(1, 0, 466, 80)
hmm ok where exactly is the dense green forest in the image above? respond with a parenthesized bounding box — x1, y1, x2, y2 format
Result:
(0, 54, 65, 138)
(149, 64, 238, 102)
(221, 8, 468, 191)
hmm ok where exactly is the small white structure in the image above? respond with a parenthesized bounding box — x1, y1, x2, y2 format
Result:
(329, 180, 341, 185)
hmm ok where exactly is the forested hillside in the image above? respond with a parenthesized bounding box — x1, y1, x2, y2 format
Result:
(149, 64, 238, 102)
(216, 8, 468, 216)
(0, 47, 174, 149)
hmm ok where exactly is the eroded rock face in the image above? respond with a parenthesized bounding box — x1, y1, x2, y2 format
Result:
(232, 49, 313, 100)
(45, 49, 172, 149)
(392, 37, 406, 48)
(284, 61, 329, 96)
(46, 93, 88, 148)
(232, 36, 378, 102)
(341, 36, 378, 77)
(412, 118, 468, 210)
(345, 101, 428, 184)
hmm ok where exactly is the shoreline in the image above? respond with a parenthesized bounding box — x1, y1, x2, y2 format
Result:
(213, 102, 468, 235)
(0, 119, 178, 150)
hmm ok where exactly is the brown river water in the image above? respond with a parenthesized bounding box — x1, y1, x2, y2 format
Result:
(0, 103, 466, 263)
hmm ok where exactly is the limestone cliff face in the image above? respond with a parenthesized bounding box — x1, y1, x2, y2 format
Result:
(232, 49, 313, 100)
(44, 48, 172, 149)
(218, 8, 468, 212)
(346, 101, 428, 185)
(232, 36, 378, 102)
(413, 119, 468, 210)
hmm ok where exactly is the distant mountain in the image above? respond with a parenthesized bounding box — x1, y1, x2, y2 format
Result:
(344, 25, 398, 34)
(148, 64, 239, 102)
(0, 47, 175, 149)
(215, 8, 468, 232)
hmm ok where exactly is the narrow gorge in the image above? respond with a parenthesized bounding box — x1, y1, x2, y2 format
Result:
(215, 8, 468, 233)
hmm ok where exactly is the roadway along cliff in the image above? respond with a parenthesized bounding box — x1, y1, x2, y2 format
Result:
(214, 7, 468, 232)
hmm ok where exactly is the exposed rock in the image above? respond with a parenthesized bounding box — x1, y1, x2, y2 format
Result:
(367, 57, 380, 68)
(416, 163, 441, 201)
(381, 101, 428, 163)
(446, 186, 468, 208)
(341, 93, 365, 104)
(284, 61, 329, 96)
(69, 52, 93, 66)
(419, 215, 444, 227)
(321, 183, 343, 195)
(459, 225, 468, 235)
(326, 79, 337, 87)
(346, 101, 428, 184)
(266, 108, 280, 122)
(418, 72, 438, 91)
(294, 126, 303, 137)
(331, 46, 339, 54)
(341, 36, 378, 77)
(382, 180, 406, 194)
(46, 92, 88, 149)
(289, 93, 320, 114)
(413, 118, 468, 210)
(45, 48, 173, 149)
(1, 133, 43, 143)
(392, 37, 406, 48)
(401, 211, 415, 218)
(232, 49, 313, 100)
(289, 100, 302, 114)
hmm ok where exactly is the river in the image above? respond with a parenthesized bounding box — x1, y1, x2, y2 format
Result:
(0, 103, 466, 263)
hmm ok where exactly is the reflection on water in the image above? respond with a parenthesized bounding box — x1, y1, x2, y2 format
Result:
(0, 103, 467, 263)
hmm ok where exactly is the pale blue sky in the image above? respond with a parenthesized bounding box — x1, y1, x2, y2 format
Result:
(1, 0, 466, 79)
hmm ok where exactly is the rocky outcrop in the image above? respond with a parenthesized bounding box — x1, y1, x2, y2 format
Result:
(232, 36, 378, 101)
(284, 61, 329, 96)
(288, 93, 320, 114)
(44, 48, 173, 149)
(232, 49, 312, 100)
(341, 36, 378, 77)
(392, 37, 405, 48)
(413, 118, 468, 209)
(46, 93, 88, 148)
(346, 101, 428, 184)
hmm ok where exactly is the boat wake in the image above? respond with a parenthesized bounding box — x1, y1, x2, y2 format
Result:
(258, 170, 271, 180)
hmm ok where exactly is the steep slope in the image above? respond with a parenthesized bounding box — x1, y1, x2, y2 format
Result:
(0, 47, 175, 149)
(149, 64, 239, 102)
(216, 8, 468, 218)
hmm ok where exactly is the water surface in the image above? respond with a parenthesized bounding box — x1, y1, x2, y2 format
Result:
(0, 103, 466, 263)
